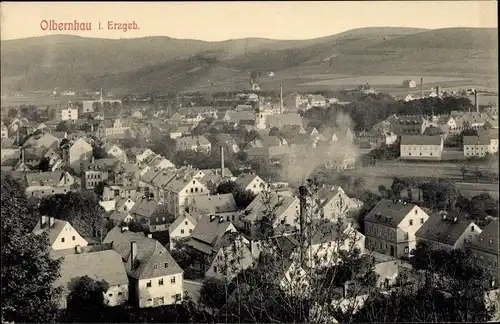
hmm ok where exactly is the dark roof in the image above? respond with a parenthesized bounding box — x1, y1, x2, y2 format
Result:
(415, 213, 475, 246)
(365, 199, 418, 227)
(463, 135, 491, 145)
(189, 215, 234, 247)
(400, 135, 442, 146)
(468, 220, 499, 255)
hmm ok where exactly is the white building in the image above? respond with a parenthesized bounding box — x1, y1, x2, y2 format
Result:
(60, 106, 79, 121)
(32, 216, 89, 251)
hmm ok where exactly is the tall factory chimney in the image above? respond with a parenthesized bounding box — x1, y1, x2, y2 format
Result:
(436, 85, 440, 98)
(220, 145, 225, 177)
(420, 78, 424, 99)
(280, 84, 283, 114)
(475, 91, 479, 113)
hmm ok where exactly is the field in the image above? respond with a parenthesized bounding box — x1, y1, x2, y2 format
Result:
(298, 75, 469, 87)
(1, 95, 93, 108)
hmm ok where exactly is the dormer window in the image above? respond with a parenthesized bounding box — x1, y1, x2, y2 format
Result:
(164, 262, 168, 268)
(153, 264, 158, 270)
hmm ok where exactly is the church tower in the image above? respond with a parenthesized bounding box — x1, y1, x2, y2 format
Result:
(255, 102, 267, 130)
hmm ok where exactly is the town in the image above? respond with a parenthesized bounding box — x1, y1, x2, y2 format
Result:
(1, 3, 499, 322)
(2, 79, 498, 322)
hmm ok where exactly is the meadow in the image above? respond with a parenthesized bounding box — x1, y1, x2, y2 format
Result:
(298, 75, 469, 87)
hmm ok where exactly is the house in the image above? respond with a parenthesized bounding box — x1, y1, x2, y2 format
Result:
(23, 171, 75, 198)
(415, 212, 482, 251)
(83, 158, 120, 189)
(454, 112, 496, 131)
(97, 118, 129, 139)
(266, 113, 304, 130)
(183, 113, 204, 124)
(104, 143, 128, 163)
(115, 197, 136, 213)
(186, 215, 242, 275)
(359, 130, 398, 148)
(136, 148, 156, 164)
(60, 106, 79, 121)
(238, 192, 300, 238)
(52, 249, 129, 308)
(364, 199, 430, 258)
(169, 212, 198, 250)
(463, 129, 498, 156)
(128, 197, 173, 233)
(189, 193, 238, 221)
(467, 220, 499, 279)
(214, 133, 240, 153)
(103, 227, 184, 308)
(32, 216, 89, 251)
(162, 172, 210, 218)
(234, 173, 267, 195)
(400, 135, 443, 160)
(69, 138, 93, 174)
(308, 95, 327, 108)
(403, 80, 417, 88)
(34, 133, 59, 149)
(317, 185, 363, 223)
(373, 259, 414, 289)
(244, 135, 285, 151)
(204, 231, 254, 281)
(432, 115, 458, 134)
(131, 110, 143, 119)
(391, 115, 430, 135)
(176, 135, 212, 154)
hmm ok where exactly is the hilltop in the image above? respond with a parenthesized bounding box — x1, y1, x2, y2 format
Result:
(1, 27, 497, 94)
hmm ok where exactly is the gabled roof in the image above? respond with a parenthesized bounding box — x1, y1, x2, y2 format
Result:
(415, 213, 477, 246)
(463, 135, 491, 145)
(24, 171, 64, 187)
(215, 133, 236, 143)
(192, 193, 238, 214)
(225, 111, 255, 123)
(129, 197, 167, 219)
(169, 212, 198, 234)
(235, 173, 262, 189)
(32, 218, 79, 247)
(364, 199, 418, 228)
(468, 220, 499, 255)
(163, 174, 202, 193)
(400, 135, 442, 146)
(53, 250, 128, 292)
(177, 135, 211, 147)
(189, 216, 234, 247)
(242, 192, 299, 223)
(103, 227, 182, 279)
(266, 114, 303, 129)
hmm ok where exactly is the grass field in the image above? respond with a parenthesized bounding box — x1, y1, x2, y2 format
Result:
(298, 75, 469, 87)
(1, 95, 93, 108)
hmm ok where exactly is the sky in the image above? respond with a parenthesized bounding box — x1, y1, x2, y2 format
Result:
(1, 1, 497, 41)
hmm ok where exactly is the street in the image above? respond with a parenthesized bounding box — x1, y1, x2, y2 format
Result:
(184, 279, 203, 303)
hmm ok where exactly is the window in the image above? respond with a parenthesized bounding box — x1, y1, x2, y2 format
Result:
(189, 229, 192, 233)
(404, 232, 409, 240)
(118, 292, 122, 296)
(414, 209, 417, 215)
(420, 218, 424, 224)
(108, 293, 113, 297)
(159, 279, 164, 286)
(404, 247, 409, 253)
(214, 266, 217, 273)
(190, 188, 193, 193)
(195, 188, 198, 192)
(471, 226, 475, 232)
(171, 276, 176, 284)
(72, 236, 75, 241)
(181, 229, 185, 234)
(146, 281, 152, 288)
(185, 221, 188, 225)
(409, 219, 413, 226)
(164, 263, 168, 268)
(61, 237, 65, 243)
(153, 264, 158, 269)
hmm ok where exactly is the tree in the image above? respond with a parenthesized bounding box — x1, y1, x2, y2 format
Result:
(199, 277, 234, 310)
(215, 181, 257, 209)
(269, 126, 281, 136)
(8, 107, 18, 118)
(378, 185, 389, 198)
(460, 165, 468, 180)
(1, 173, 62, 323)
(36, 156, 51, 172)
(64, 276, 110, 322)
(39, 191, 105, 238)
(94, 181, 105, 197)
(92, 144, 107, 159)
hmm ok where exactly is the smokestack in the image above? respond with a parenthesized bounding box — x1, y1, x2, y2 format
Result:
(21, 148, 25, 164)
(280, 84, 283, 114)
(475, 91, 479, 113)
(420, 78, 424, 99)
(298, 185, 308, 266)
(40, 215, 47, 228)
(436, 86, 440, 98)
(130, 241, 137, 269)
(220, 145, 225, 177)
(16, 128, 19, 145)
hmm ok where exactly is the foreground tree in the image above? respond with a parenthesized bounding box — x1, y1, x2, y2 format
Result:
(1, 174, 62, 323)
(63, 276, 110, 322)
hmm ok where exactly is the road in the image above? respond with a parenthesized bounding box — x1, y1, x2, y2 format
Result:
(184, 279, 203, 303)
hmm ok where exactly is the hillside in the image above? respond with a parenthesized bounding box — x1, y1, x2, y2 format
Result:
(1, 27, 497, 94)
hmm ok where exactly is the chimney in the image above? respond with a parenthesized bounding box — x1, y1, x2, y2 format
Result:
(420, 78, 424, 99)
(436, 86, 440, 98)
(147, 233, 153, 238)
(75, 245, 82, 254)
(475, 91, 479, 113)
(49, 217, 55, 228)
(121, 225, 129, 232)
(220, 145, 225, 177)
(280, 84, 283, 114)
(21, 148, 25, 164)
(130, 241, 137, 269)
